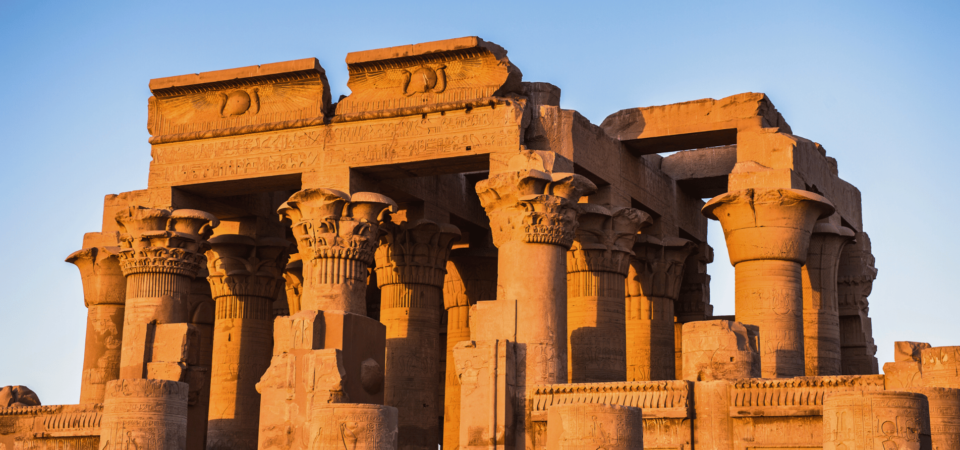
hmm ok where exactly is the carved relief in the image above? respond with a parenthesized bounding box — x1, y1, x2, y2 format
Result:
(114, 207, 219, 277)
(98, 379, 189, 450)
(148, 58, 331, 144)
(337, 37, 522, 115)
(546, 404, 643, 450)
(823, 391, 931, 450)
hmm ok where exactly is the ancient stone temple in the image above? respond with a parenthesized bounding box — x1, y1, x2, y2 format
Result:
(0, 36, 955, 450)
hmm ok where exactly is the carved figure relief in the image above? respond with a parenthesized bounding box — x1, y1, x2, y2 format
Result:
(400, 65, 446, 96)
(219, 88, 260, 117)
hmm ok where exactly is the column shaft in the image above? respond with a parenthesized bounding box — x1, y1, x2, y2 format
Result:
(735, 259, 804, 378)
(626, 295, 675, 380)
(80, 303, 124, 403)
(801, 227, 851, 376)
(120, 272, 192, 379)
(567, 270, 627, 382)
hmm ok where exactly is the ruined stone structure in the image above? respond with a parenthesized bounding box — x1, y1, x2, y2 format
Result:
(0, 36, 951, 450)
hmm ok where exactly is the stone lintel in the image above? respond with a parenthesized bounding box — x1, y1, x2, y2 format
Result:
(149, 58, 324, 93)
(345, 36, 503, 65)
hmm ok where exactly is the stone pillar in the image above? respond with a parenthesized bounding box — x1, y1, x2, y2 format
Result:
(204, 235, 289, 450)
(66, 246, 126, 404)
(475, 169, 595, 387)
(906, 387, 960, 450)
(702, 188, 834, 378)
(546, 404, 643, 449)
(187, 267, 215, 450)
(115, 207, 219, 380)
(823, 391, 931, 450)
(283, 254, 304, 315)
(441, 248, 497, 450)
(309, 404, 399, 449)
(476, 169, 595, 450)
(566, 205, 648, 383)
(681, 320, 759, 381)
(838, 231, 880, 375)
(802, 223, 854, 377)
(625, 235, 696, 381)
(99, 379, 190, 450)
(374, 220, 460, 450)
(278, 189, 396, 315)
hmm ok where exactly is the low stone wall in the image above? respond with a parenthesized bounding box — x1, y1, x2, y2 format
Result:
(528, 380, 693, 449)
(0, 404, 102, 450)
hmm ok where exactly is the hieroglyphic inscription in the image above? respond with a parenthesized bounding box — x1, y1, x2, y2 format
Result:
(148, 103, 523, 187)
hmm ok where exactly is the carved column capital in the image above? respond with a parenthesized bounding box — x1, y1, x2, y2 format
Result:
(702, 188, 834, 265)
(279, 189, 396, 277)
(375, 219, 461, 288)
(838, 231, 878, 315)
(283, 255, 304, 315)
(476, 169, 597, 248)
(66, 246, 125, 307)
(567, 205, 650, 276)
(442, 248, 498, 311)
(115, 207, 219, 277)
(626, 236, 698, 300)
(205, 235, 290, 301)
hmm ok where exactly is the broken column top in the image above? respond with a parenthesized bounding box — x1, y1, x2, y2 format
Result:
(336, 36, 523, 116)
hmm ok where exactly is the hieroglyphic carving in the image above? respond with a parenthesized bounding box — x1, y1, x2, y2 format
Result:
(336, 36, 522, 115)
(823, 391, 931, 450)
(920, 346, 960, 389)
(148, 58, 331, 144)
(98, 379, 189, 450)
(546, 404, 643, 450)
(681, 320, 759, 381)
(147, 103, 524, 187)
(306, 404, 398, 450)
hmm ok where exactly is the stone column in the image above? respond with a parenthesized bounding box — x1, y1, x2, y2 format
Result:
(66, 246, 126, 404)
(115, 207, 219, 380)
(838, 231, 880, 375)
(546, 404, 643, 449)
(566, 205, 648, 383)
(823, 391, 931, 450)
(702, 188, 834, 378)
(674, 244, 714, 379)
(802, 223, 854, 376)
(278, 189, 396, 315)
(204, 235, 289, 450)
(99, 379, 190, 450)
(374, 219, 460, 450)
(906, 387, 960, 450)
(282, 254, 303, 315)
(625, 235, 696, 381)
(309, 404, 399, 449)
(187, 269, 214, 450)
(441, 248, 497, 450)
(476, 169, 595, 388)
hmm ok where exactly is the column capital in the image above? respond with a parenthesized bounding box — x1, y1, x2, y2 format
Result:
(283, 255, 304, 315)
(442, 248, 498, 310)
(114, 207, 219, 277)
(475, 169, 596, 248)
(568, 205, 650, 276)
(279, 189, 397, 270)
(66, 246, 125, 307)
(702, 188, 834, 265)
(375, 219, 461, 288)
(627, 236, 698, 301)
(839, 231, 878, 310)
(205, 235, 290, 301)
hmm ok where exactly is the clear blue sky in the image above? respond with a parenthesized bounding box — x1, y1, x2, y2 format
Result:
(1, 0, 957, 405)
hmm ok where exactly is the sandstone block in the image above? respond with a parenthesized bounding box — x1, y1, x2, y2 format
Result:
(0, 386, 40, 407)
(100, 379, 189, 450)
(823, 391, 931, 450)
(546, 404, 643, 449)
(896, 341, 932, 362)
(884, 361, 923, 390)
(681, 320, 759, 381)
(921, 346, 960, 389)
(453, 340, 516, 450)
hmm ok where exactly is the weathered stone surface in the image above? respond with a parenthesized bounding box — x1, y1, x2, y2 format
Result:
(703, 188, 834, 378)
(681, 320, 759, 381)
(99, 379, 189, 450)
(546, 404, 643, 450)
(452, 340, 516, 450)
(802, 223, 854, 376)
(921, 346, 960, 389)
(838, 231, 879, 375)
(0, 386, 40, 408)
(823, 391, 931, 450)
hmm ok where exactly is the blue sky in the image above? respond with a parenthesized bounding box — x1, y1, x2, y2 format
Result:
(1, 0, 957, 404)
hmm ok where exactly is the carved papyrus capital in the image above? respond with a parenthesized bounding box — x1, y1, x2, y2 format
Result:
(567, 205, 650, 276)
(205, 235, 290, 301)
(476, 169, 596, 248)
(115, 207, 219, 277)
(66, 246, 125, 307)
(375, 219, 461, 288)
(442, 248, 498, 311)
(626, 235, 698, 301)
(279, 189, 397, 281)
(838, 231, 878, 315)
(702, 188, 834, 265)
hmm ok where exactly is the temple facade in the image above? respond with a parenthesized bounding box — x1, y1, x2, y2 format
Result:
(0, 37, 955, 450)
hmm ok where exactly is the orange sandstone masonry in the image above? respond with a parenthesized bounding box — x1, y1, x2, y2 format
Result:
(4, 36, 940, 450)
